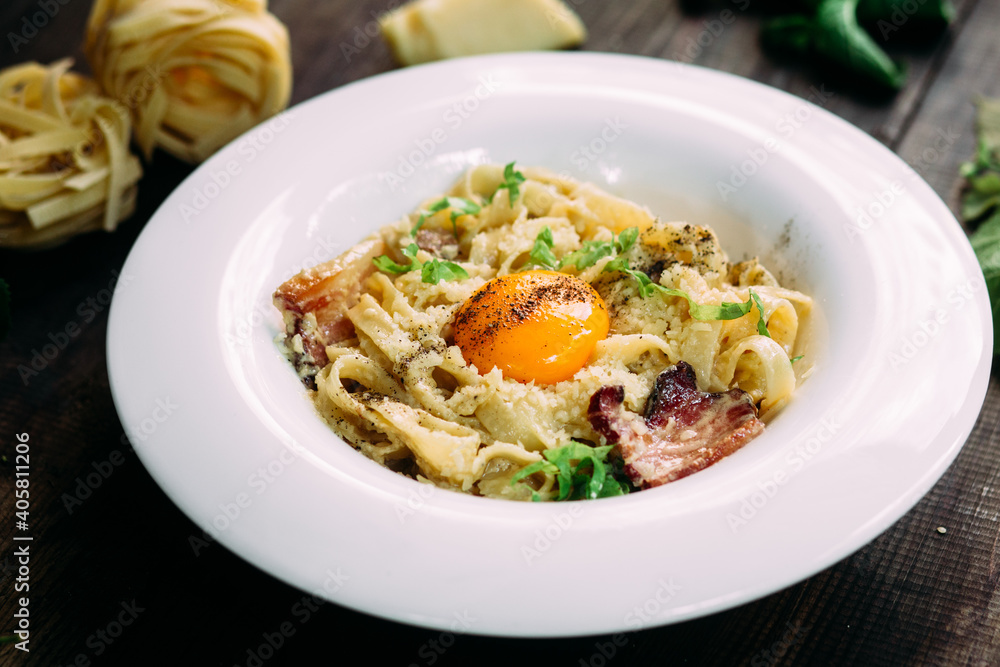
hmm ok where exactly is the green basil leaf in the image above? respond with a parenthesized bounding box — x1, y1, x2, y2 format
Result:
(494, 162, 527, 206)
(751, 290, 772, 338)
(373, 243, 421, 274)
(421, 260, 469, 285)
(511, 440, 628, 501)
(410, 213, 428, 237)
(616, 227, 639, 254)
(529, 227, 559, 269)
(963, 191, 1000, 222)
(559, 239, 616, 271)
(601, 260, 771, 335)
(970, 210, 1000, 354)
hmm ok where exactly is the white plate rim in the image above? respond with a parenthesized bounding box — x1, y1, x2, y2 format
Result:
(107, 52, 992, 638)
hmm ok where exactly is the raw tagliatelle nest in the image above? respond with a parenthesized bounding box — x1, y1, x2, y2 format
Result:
(0, 60, 141, 249)
(84, 0, 292, 164)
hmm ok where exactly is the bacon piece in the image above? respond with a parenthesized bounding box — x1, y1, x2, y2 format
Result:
(273, 237, 385, 378)
(588, 361, 764, 488)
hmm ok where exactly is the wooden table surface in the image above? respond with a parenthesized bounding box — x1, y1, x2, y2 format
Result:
(2, 0, 999, 665)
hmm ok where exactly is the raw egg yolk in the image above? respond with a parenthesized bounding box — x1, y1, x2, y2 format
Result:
(453, 270, 610, 385)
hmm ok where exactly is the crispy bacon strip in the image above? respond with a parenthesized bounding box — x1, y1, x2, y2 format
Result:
(588, 361, 764, 488)
(273, 237, 384, 378)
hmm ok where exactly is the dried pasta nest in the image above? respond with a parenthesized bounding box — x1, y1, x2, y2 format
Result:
(84, 0, 292, 164)
(0, 60, 141, 249)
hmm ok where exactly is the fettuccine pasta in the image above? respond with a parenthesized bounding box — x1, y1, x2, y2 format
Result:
(0, 60, 141, 248)
(274, 165, 814, 500)
(85, 0, 292, 163)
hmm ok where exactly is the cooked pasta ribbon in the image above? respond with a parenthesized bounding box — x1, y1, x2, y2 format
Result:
(280, 165, 815, 499)
(85, 0, 292, 163)
(0, 60, 141, 248)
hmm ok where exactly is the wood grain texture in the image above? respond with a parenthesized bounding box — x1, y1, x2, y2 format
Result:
(1, 0, 998, 665)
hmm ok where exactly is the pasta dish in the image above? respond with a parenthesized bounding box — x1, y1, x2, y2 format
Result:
(273, 164, 813, 501)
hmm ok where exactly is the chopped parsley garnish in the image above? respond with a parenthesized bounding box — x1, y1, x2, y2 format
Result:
(526, 225, 771, 335)
(411, 196, 481, 238)
(790, 355, 804, 364)
(491, 161, 527, 206)
(604, 255, 771, 336)
(511, 440, 630, 501)
(373, 243, 469, 285)
(529, 226, 559, 269)
(528, 226, 637, 271)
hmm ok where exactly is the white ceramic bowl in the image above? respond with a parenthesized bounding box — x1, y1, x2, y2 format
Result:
(107, 52, 991, 637)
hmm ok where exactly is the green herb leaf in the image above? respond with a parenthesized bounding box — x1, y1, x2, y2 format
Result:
(559, 239, 616, 271)
(493, 162, 527, 207)
(963, 98, 1000, 355)
(791, 355, 804, 364)
(510, 440, 629, 501)
(373, 243, 420, 274)
(963, 191, 1000, 222)
(529, 226, 559, 269)
(0, 278, 10, 341)
(411, 197, 481, 238)
(410, 214, 427, 237)
(374, 244, 469, 285)
(601, 258, 771, 336)
(436, 196, 481, 219)
(421, 259, 469, 285)
(970, 210, 1000, 355)
(615, 226, 639, 254)
(750, 290, 772, 337)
